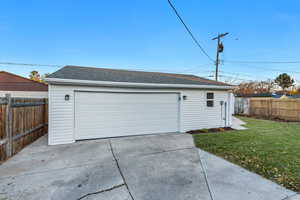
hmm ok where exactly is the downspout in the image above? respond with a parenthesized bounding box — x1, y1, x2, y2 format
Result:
(220, 101, 224, 127)
(224, 102, 227, 127)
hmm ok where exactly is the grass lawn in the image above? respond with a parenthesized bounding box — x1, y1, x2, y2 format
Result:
(193, 116, 300, 192)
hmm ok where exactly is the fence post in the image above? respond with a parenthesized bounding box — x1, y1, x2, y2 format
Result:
(268, 99, 271, 119)
(270, 99, 273, 119)
(5, 94, 13, 158)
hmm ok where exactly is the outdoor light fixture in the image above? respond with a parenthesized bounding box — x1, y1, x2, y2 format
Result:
(65, 94, 70, 101)
(183, 95, 187, 100)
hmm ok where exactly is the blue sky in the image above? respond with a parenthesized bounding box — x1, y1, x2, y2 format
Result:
(1, 0, 300, 83)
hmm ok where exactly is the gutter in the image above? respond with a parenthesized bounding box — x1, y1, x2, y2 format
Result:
(45, 78, 235, 90)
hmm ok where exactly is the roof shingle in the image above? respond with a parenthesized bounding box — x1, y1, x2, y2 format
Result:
(47, 65, 231, 86)
(0, 71, 48, 91)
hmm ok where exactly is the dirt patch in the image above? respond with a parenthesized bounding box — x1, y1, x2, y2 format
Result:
(234, 114, 300, 123)
(186, 127, 234, 135)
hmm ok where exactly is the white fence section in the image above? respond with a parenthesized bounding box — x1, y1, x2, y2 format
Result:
(234, 97, 250, 115)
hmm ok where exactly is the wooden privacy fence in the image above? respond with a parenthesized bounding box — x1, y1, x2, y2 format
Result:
(0, 94, 48, 162)
(249, 98, 300, 121)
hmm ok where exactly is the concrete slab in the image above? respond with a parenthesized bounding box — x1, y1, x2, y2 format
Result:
(0, 135, 128, 200)
(198, 149, 297, 200)
(285, 194, 300, 200)
(0, 134, 210, 200)
(0, 137, 113, 178)
(110, 133, 194, 159)
(231, 116, 248, 130)
(233, 116, 247, 125)
(0, 161, 124, 200)
(116, 147, 212, 200)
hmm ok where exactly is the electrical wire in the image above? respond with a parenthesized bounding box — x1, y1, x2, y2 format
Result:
(167, 0, 215, 62)
(224, 62, 300, 74)
(178, 63, 213, 73)
(224, 60, 300, 64)
(0, 61, 215, 75)
(0, 62, 62, 68)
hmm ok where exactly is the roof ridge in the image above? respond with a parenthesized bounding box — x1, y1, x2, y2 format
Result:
(64, 65, 197, 78)
(63, 65, 230, 85)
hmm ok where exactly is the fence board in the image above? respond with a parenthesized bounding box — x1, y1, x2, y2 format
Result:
(0, 101, 6, 161)
(249, 98, 300, 121)
(0, 96, 48, 162)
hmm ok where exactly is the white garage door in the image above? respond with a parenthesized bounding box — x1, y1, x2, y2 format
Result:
(74, 92, 179, 140)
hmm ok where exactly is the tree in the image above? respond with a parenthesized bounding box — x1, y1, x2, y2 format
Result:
(274, 73, 294, 91)
(29, 71, 49, 83)
(234, 80, 275, 96)
(29, 71, 41, 82)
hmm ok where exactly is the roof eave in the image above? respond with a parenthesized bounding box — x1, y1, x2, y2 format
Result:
(45, 78, 235, 90)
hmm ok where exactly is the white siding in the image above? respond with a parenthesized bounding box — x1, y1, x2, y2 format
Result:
(48, 84, 233, 145)
(181, 90, 229, 130)
(0, 91, 48, 98)
(48, 85, 74, 145)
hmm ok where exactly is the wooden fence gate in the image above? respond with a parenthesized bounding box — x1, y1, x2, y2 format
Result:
(0, 94, 48, 162)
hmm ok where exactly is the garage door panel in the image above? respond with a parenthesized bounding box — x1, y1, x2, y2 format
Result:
(75, 92, 179, 140)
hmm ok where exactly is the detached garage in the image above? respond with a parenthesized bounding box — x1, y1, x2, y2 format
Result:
(46, 66, 234, 145)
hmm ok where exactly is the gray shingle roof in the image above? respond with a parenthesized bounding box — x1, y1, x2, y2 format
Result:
(47, 65, 231, 86)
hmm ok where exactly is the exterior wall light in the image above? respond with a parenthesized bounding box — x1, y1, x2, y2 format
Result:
(183, 95, 187, 100)
(65, 94, 70, 101)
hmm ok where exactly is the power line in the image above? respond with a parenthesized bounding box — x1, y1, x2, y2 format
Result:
(177, 63, 212, 73)
(0, 62, 62, 68)
(218, 74, 254, 82)
(260, 67, 300, 74)
(1, 61, 299, 82)
(0, 60, 215, 75)
(167, 0, 214, 62)
(224, 62, 300, 74)
(219, 70, 252, 77)
(224, 60, 300, 64)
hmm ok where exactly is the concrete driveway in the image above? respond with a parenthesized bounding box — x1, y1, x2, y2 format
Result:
(0, 134, 212, 200)
(0, 133, 298, 200)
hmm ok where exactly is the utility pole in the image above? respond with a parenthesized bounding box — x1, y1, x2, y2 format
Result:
(212, 32, 229, 81)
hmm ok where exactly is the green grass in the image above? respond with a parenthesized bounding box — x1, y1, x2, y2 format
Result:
(193, 116, 300, 192)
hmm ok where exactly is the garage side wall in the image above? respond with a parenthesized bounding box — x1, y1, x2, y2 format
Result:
(48, 84, 232, 145)
(48, 85, 75, 145)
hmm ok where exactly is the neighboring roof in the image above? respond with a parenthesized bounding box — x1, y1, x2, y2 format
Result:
(0, 71, 48, 91)
(47, 65, 232, 87)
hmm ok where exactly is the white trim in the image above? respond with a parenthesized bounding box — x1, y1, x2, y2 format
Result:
(48, 85, 53, 144)
(0, 91, 48, 98)
(45, 78, 234, 90)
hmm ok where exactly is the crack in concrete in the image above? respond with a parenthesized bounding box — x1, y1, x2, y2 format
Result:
(198, 150, 215, 200)
(109, 140, 135, 200)
(139, 147, 195, 157)
(77, 183, 125, 200)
